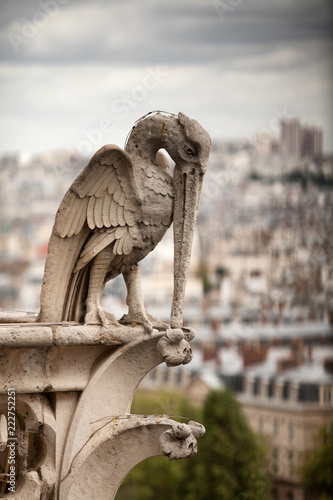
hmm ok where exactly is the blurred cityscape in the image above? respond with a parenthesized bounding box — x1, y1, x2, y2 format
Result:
(1, 118, 332, 500)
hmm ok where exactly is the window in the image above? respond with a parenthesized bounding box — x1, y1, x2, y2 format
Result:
(282, 381, 289, 400)
(253, 378, 259, 395)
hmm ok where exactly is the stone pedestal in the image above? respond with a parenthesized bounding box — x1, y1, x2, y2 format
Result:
(0, 318, 204, 499)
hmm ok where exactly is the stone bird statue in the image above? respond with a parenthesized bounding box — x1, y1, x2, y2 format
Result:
(37, 111, 211, 332)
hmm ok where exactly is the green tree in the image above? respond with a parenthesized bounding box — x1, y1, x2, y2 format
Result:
(116, 390, 200, 500)
(299, 424, 333, 500)
(116, 389, 270, 500)
(182, 389, 270, 500)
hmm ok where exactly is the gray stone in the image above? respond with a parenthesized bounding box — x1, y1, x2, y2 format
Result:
(37, 111, 211, 334)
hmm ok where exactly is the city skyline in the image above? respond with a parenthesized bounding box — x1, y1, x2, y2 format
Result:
(0, 0, 332, 156)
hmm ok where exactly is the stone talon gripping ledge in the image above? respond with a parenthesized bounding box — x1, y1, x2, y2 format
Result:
(37, 111, 211, 334)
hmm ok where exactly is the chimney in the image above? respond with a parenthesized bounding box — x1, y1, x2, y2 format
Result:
(242, 345, 268, 368)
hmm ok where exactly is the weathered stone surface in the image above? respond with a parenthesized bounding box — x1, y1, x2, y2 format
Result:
(0, 112, 210, 499)
(159, 420, 206, 460)
(0, 321, 142, 348)
(0, 393, 56, 498)
(157, 327, 195, 366)
(60, 416, 204, 500)
(38, 111, 211, 333)
(0, 324, 203, 498)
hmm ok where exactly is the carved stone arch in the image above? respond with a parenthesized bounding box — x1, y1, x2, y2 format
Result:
(60, 418, 169, 500)
(60, 417, 204, 500)
(60, 332, 165, 479)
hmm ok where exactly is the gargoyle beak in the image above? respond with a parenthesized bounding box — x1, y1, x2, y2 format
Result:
(171, 163, 204, 329)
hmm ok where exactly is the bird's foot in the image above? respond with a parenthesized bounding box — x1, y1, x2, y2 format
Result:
(85, 306, 117, 327)
(119, 311, 156, 334)
(145, 312, 169, 331)
(119, 310, 169, 333)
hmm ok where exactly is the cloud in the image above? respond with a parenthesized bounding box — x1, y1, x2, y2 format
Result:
(1, 0, 332, 65)
(0, 0, 332, 153)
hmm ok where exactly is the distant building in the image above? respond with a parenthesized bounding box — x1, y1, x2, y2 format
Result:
(239, 351, 333, 500)
(280, 119, 302, 159)
(253, 132, 279, 158)
(141, 329, 333, 500)
(301, 126, 323, 160)
(280, 119, 323, 161)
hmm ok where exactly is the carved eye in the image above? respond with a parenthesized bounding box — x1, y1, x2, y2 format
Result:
(184, 145, 195, 156)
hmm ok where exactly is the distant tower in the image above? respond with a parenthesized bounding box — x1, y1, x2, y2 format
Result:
(280, 119, 302, 159)
(301, 126, 323, 160)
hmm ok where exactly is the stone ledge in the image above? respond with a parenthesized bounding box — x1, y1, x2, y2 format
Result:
(0, 322, 165, 394)
(0, 321, 148, 348)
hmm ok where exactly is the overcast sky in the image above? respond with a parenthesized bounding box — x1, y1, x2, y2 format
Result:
(0, 0, 332, 156)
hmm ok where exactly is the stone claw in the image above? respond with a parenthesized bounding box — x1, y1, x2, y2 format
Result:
(84, 307, 119, 327)
(84, 305, 108, 326)
(119, 309, 170, 334)
(119, 312, 153, 334)
(145, 313, 169, 331)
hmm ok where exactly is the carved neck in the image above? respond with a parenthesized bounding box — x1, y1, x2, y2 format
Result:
(125, 113, 179, 166)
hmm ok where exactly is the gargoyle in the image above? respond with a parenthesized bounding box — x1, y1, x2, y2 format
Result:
(159, 420, 206, 460)
(37, 111, 211, 332)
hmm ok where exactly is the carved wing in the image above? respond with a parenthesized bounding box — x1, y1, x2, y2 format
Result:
(53, 145, 142, 270)
(38, 145, 142, 322)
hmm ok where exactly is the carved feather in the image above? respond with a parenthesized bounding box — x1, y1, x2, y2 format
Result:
(118, 192, 126, 207)
(113, 184, 123, 203)
(55, 196, 80, 238)
(108, 180, 117, 195)
(110, 199, 119, 226)
(94, 167, 114, 197)
(113, 239, 121, 255)
(106, 170, 117, 190)
(102, 195, 112, 228)
(87, 196, 96, 229)
(75, 230, 117, 271)
(115, 226, 126, 239)
(100, 148, 118, 166)
(129, 225, 140, 240)
(66, 197, 88, 237)
(117, 203, 126, 226)
(122, 231, 133, 255)
(124, 209, 135, 227)
(83, 165, 108, 197)
(146, 177, 173, 196)
(94, 196, 104, 228)
(113, 158, 124, 171)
